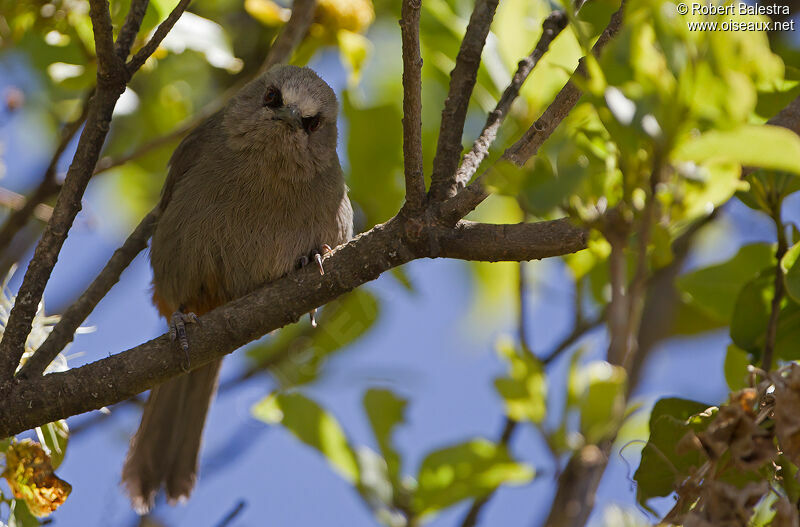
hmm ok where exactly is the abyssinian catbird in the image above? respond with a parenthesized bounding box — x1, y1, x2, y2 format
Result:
(122, 65, 354, 513)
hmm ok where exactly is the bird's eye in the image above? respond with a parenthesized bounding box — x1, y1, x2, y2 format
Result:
(302, 114, 321, 133)
(263, 87, 282, 108)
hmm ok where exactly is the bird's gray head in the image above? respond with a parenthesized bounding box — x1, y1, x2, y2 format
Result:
(223, 65, 339, 178)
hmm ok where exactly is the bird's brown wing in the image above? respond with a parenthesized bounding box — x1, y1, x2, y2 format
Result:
(158, 109, 225, 212)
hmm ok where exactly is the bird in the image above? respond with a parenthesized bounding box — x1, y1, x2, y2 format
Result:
(121, 64, 354, 514)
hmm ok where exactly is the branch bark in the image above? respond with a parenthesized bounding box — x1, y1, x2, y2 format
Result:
(115, 0, 150, 60)
(433, 219, 586, 262)
(0, 217, 587, 437)
(428, 0, 500, 201)
(399, 0, 426, 215)
(88, 0, 121, 80)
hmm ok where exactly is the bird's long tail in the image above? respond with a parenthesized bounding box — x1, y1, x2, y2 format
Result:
(122, 358, 222, 514)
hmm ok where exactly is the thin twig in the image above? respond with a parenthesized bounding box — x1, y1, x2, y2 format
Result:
(454, 11, 568, 193)
(126, 0, 192, 74)
(214, 500, 247, 527)
(428, 0, 500, 201)
(620, 163, 662, 370)
(441, 0, 627, 222)
(399, 0, 426, 215)
(541, 310, 605, 365)
(17, 209, 159, 378)
(0, 89, 93, 256)
(260, 0, 317, 73)
(762, 207, 787, 372)
(605, 223, 629, 367)
(115, 0, 150, 60)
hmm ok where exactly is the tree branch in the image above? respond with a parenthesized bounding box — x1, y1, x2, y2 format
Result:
(540, 212, 717, 527)
(260, 0, 317, 73)
(126, 0, 192, 74)
(454, 11, 567, 193)
(115, 0, 150, 60)
(17, 209, 160, 379)
(0, 216, 588, 437)
(88, 0, 120, 80)
(432, 219, 586, 262)
(0, 0, 191, 382)
(399, 0, 426, 215)
(440, 0, 627, 222)
(428, 0, 500, 201)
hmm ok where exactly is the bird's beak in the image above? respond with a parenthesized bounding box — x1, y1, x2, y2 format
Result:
(275, 105, 302, 128)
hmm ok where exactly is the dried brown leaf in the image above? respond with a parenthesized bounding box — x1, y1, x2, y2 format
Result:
(2, 439, 72, 517)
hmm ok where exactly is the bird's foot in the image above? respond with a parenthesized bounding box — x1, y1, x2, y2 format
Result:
(296, 244, 333, 276)
(169, 309, 200, 371)
(295, 244, 334, 327)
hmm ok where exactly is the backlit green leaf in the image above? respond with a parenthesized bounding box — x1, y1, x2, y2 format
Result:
(677, 243, 775, 323)
(252, 392, 359, 484)
(493, 338, 547, 424)
(673, 126, 800, 176)
(781, 241, 800, 304)
(413, 439, 533, 516)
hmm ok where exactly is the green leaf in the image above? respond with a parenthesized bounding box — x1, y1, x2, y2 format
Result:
(493, 339, 547, 424)
(412, 439, 533, 516)
(730, 271, 774, 353)
(577, 362, 627, 444)
(363, 389, 406, 485)
(35, 421, 68, 470)
(677, 243, 775, 323)
(724, 344, 751, 391)
(729, 270, 800, 361)
(252, 392, 359, 484)
(672, 125, 800, 176)
(634, 398, 714, 507)
(782, 241, 800, 304)
(247, 289, 379, 387)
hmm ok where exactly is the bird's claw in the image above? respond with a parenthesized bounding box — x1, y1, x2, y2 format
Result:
(169, 310, 199, 371)
(296, 244, 333, 326)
